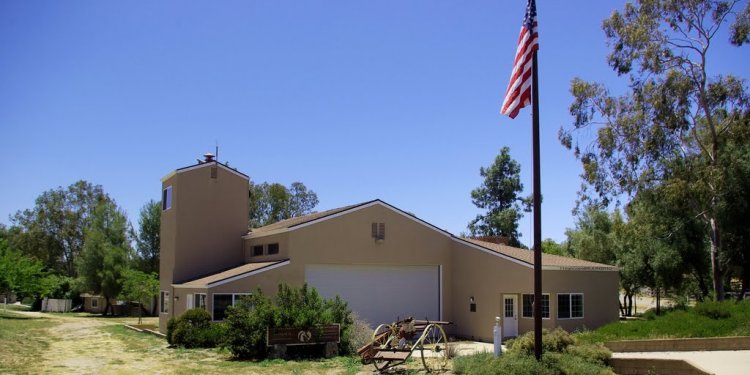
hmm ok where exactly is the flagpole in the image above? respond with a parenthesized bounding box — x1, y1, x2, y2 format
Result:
(531, 50, 542, 361)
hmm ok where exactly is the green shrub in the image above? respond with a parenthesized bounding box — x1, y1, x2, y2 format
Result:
(543, 352, 615, 375)
(223, 283, 354, 359)
(166, 316, 177, 345)
(453, 344, 613, 375)
(453, 351, 555, 375)
(344, 313, 374, 355)
(565, 343, 611, 365)
(170, 308, 222, 348)
(507, 328, 576, 355)
(223, 292, 277, 359)
(695, 301, 732, 320)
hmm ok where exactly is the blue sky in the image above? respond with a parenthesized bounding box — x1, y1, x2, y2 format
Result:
(1, 1, 748, 245)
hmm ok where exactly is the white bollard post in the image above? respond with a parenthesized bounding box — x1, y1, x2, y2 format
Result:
(493, 316, 502, 357)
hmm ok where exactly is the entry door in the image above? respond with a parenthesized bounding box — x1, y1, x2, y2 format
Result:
(503, 295, 518, 338)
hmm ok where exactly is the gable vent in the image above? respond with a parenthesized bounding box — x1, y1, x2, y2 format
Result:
(371, 222, 385, 241)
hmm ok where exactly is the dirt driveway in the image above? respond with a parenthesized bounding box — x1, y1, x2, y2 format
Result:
(21, 312, 173, 375)
(16, 311, 365, 375)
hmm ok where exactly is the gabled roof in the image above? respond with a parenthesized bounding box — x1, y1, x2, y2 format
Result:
(161, 160, 248, 182)
(245, 201, 376, 237)
(173, 260, 290, 289)
(462, 238, 618, 271)
(244, 200, 617, 271)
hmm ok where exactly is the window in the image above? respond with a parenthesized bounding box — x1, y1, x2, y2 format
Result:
(91, 298, 98, 308)
(557, 293, 584, 319)
(267, 243, 279, 255)
(504, 298, 514, 318)
(522, 294, 550, 319)
(252, 245, 264, 257)
(372, 222, 385, 240)
(213, 294, 232, 321)
(162, 186, 172, 210)
(160, 291, 169, 314)
(212, 293, 251, 321)
(194, 293, 206, 310)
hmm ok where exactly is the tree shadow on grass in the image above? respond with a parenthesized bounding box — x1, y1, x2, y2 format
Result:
(0, 313, 46, 320)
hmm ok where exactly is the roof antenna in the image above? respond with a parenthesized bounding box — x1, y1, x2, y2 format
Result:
(215, 141, 219, 162)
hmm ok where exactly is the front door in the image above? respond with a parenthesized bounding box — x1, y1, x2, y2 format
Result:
(503, 295, 518, 338)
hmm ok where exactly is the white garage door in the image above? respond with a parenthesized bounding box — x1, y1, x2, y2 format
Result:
(305, 264, 440, 326)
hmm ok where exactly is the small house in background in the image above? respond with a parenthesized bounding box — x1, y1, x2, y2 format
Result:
(158, 155, 620, 341)
(79, 294, 109, 314)
(79, 294, 153, 316)
(2, 293, 18, 304)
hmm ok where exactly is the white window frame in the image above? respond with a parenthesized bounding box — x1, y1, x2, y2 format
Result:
(521, 293, 550, 319)
(160, 290, 169, 314)
(91, 298, 98, 308)
(163, 186, 173, 211)
(212, 293, 251, 321)
(557, 293, 584, 319)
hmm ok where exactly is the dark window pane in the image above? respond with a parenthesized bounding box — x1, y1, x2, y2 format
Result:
(542, 295, 550, 318)
(572, 294, 584, 318)
(522, 294, 533, 318)
(267, 243, 279, 255)
(252, 245, 264, 256)
(558, 294, 570, 319)
(213, 294, 232, 321)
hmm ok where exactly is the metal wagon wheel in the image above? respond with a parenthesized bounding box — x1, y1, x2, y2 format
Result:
(418, 323, 449, 372)
(372, 323, 397, 371)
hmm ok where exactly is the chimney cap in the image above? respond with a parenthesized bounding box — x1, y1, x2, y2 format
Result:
(203, 152, 215, 162)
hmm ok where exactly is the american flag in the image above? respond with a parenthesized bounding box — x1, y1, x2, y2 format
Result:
(501, 0, 539, 119)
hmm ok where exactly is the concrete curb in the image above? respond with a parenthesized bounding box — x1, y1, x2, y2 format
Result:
(609, 357, 714, 375)
(605, 336, 750, 352)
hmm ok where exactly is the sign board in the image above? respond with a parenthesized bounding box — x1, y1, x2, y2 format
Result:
(267, 324, 340, 346)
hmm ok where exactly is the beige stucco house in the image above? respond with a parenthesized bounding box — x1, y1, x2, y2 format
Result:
(158, 157, 619, 341)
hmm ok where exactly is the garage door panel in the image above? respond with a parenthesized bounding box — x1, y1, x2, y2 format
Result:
(305, 264, 440, 326)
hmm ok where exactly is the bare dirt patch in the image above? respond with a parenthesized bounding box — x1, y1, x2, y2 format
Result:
(28, 312, 168, 375)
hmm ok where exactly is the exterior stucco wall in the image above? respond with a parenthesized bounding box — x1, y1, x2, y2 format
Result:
(243, 232, 290, 263)
(450, 241, 535, 341)
(169, 287, 208, 320)
(159, 163, 249, 333)
(450, 240, 619, 341)
(542, 270, 620, 332)
(208, 204, 454, 326)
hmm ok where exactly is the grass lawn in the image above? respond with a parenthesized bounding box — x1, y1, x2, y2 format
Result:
(576, 300, 750, 344)
(0, 310, 58, 375)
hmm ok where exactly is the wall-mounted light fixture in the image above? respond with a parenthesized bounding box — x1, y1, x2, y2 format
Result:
(470, 296, 476, 312)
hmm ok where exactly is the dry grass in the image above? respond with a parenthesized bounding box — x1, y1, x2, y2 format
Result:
(2, 310, 365, 374)
(0, 310, 59, 375)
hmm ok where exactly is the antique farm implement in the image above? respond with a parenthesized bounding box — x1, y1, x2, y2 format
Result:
(357, 317, 451, 372)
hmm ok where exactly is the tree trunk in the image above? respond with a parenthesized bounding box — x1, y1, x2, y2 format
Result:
(709, 218, 724, 301)
(655, 288, 661, 315)
(138, 302, 143, 325)
(628, 293, 633, 316)
(104, 299, 112, 316)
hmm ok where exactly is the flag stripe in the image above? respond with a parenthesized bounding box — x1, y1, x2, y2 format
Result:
(501, 0, 538, 119)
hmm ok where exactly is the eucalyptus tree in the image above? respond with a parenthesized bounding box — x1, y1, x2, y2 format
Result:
(248, 182, 319, 227)
(559, 0, 750, 299)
